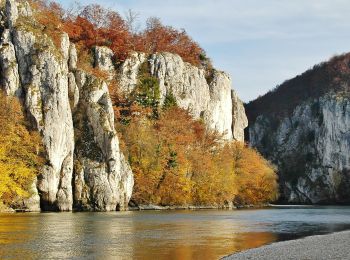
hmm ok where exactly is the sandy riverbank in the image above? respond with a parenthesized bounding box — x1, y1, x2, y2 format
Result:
(223, 230, 350, 260)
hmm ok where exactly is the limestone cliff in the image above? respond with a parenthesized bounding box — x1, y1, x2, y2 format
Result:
(246, 54, 350, 204)
(0, 0, 248, 211)
(116, 52, 247, 141)
(0, 0, 133, 211)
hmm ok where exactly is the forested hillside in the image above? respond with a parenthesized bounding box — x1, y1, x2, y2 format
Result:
(246, 53, 350, 125)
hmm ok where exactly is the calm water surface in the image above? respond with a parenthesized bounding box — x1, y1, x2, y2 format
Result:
(1, 206, 350, 259)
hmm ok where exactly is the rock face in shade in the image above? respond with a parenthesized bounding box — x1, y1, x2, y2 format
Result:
(117, 51, 248, 141)
(249, 95, 350, 204)
(0, 0, 133, 211)
(246, 53, 350, 204)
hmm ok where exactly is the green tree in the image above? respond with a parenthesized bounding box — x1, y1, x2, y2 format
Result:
(163, 91, 177, 110)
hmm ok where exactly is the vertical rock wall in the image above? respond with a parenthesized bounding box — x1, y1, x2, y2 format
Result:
(0, 0, 133, 211)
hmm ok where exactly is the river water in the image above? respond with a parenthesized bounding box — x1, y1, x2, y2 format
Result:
(1, 206, 350, 259)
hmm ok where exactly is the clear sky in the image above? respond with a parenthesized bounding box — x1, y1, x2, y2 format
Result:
(57, 0, 350, 102)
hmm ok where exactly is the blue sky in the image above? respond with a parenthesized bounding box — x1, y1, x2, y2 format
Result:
(58, 0, 350, 102)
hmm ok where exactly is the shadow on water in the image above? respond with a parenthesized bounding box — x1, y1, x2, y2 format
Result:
(1, 206, 350, 259)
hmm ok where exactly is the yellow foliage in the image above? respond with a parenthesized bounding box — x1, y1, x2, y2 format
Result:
(230, 142, 279, 205)
(0, 92, 44, 207)
(117, 106, 279, 207)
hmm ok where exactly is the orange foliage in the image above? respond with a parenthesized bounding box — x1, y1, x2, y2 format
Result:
(30, 1, 207, 66)
(30, 0, 65, 48)
(63, 4, 132, 61)
(134, 17, 205, 66)
(0, 92, 44, 207)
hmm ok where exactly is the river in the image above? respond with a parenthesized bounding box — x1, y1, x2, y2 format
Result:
(1, 206, 350, 259)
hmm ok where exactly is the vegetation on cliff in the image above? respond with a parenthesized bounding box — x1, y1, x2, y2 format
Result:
(114, 78, 278, 206)
(0, 92, 43, 209)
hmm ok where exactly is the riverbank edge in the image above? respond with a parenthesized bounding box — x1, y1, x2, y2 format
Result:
(222, 230, 350, 260)
(0, 203, 271, 213)
(128, 204, 271, 211)
(2, 203, 345, 213)
(0, 203, 15, 213)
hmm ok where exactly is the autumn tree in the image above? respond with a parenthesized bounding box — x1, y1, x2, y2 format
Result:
(231, 143, 279, 205)
(62, 4, 132, 60)
(31, 1, 210, 66)
(135, 17, 206, 66)
(0, 92, 44, 208)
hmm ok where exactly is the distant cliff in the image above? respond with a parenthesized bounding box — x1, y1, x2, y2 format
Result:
(0, 0, 248, 211)
(246, 54, 350, 204)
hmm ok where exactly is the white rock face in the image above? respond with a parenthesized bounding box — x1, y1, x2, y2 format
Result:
(68, 43, 77, 71)
(205, 70, 234, 140)
(118, 52, 248, 141)
(5, 0, 18, 27)
(249, 94, 350, 203)
(149, 52, 213, 123)
(73, 71, 133, 211)
(0, 0, 133, 211)
(11, 22, 75, 210)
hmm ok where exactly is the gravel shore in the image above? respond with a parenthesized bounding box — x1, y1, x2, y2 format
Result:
(223, 230, 350, 260)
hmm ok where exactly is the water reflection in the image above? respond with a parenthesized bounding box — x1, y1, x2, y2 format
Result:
(1, 207, 350, 259)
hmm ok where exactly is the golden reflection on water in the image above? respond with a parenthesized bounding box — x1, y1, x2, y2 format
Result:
(132, 232, 277, 260)
(0, 211, 278, 260)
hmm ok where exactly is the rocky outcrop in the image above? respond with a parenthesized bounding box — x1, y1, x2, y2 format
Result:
(9, 2, 75, 210)
(94, 46, 115, 80)
(232, 90, 248, 142)
(73, 71, 133, 211)
(101, 51, 248, 141)
(118, 52, 146, 94)
(0, 0, 133, 211)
